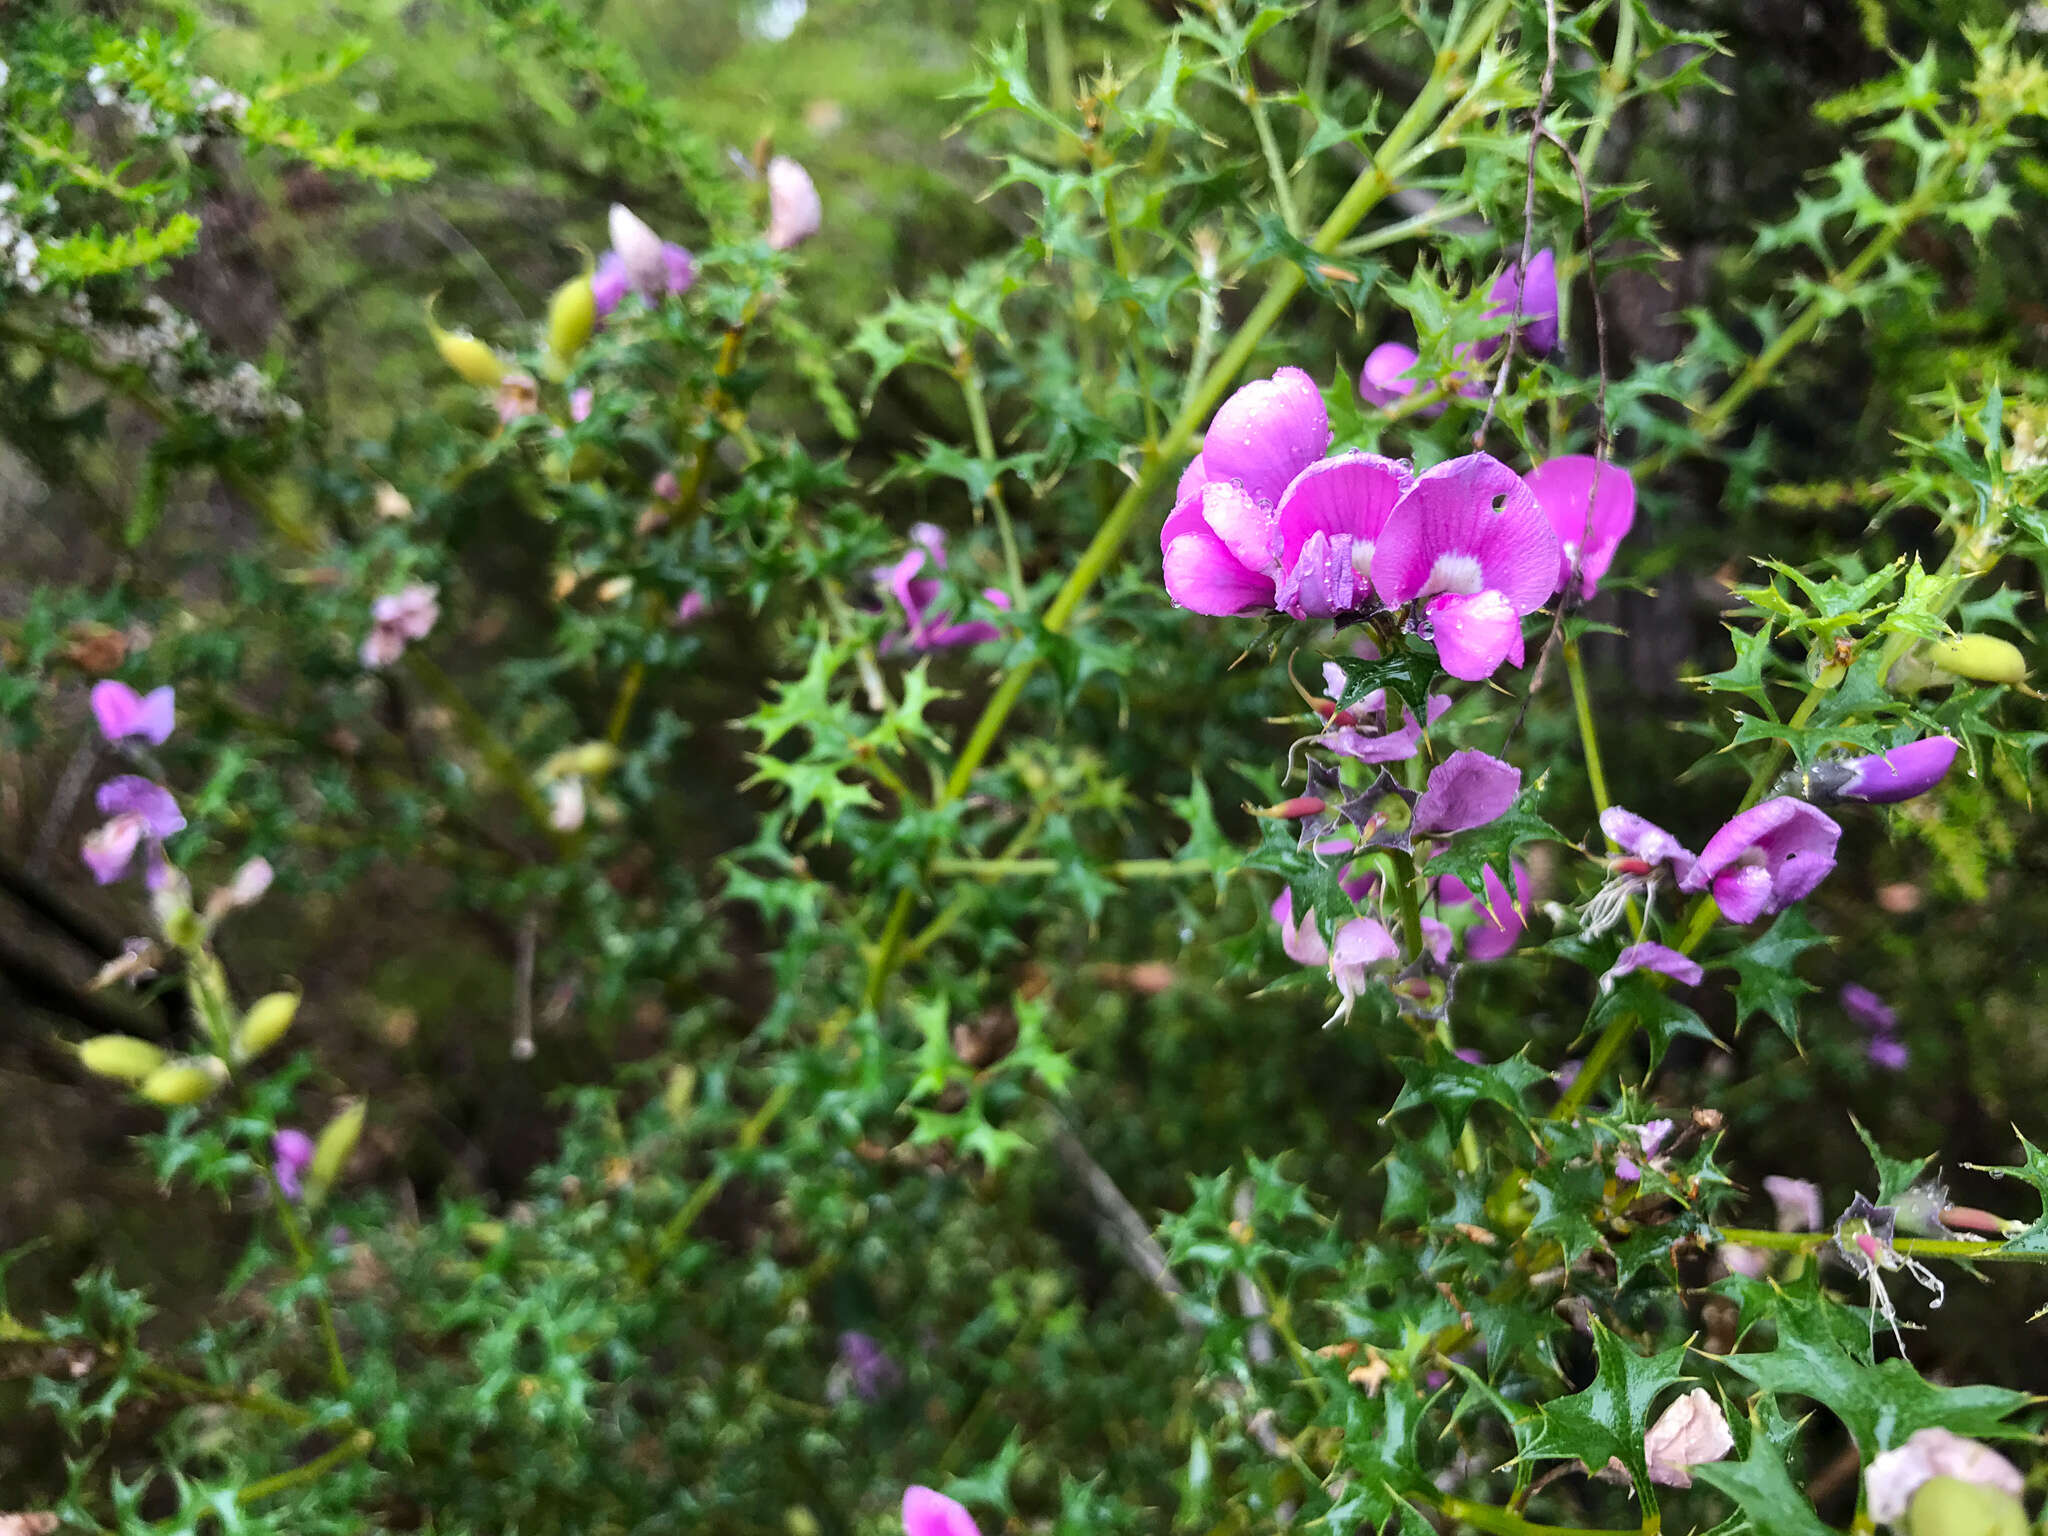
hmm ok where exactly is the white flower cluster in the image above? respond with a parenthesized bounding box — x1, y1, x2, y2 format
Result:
(0, 184, 41, 293)
(62, 294, 303, 430)
(85, 64, 166, 138)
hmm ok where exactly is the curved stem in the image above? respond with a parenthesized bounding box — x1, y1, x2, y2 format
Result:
(1716, 1226, 2048, 1264)
(235, 1428, 374, 1506)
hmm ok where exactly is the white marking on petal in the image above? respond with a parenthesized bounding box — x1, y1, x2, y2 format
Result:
(1418, 552, 1484, 598)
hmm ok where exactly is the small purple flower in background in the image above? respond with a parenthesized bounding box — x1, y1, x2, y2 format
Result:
(1368, 453, 1560, 681)
(1604, 942, 1703, 990)
(825, 1330, 901, 1404)
(569, 387, 594, 424)
(1865, 1429, 2025, 1528)
(1327, 916, 1398, 1025)
(1484, 248, 1560, 356)
(1641, 1388, 1733, 1488)
(1717, 1243, 1770, 1279)
(1526, 456, 1635, 602)
(1271, 888, 1331, 967)
(1355, 340, 1484, 413)
(494, 372, 540, 426)
(674, 592, 709, 626)
(204, 856, 275, 921)
(1412, 750, 1520, 838)
(1843, 983, 1909, 1071)
(1806, 736, 1961, 805)
(652, 470, 682, 503)
(273, 1128, 315, 1201)
(90, 680, 175, 747)
(80, 776, 185, 886)
(765, 156, 822, 251)
(1615, 1118, 1675, 1183)
(1678, 797, 1840, 924)
(361, 583, 440, 669)
(1867, 1035, 1910, 1071)
(903, 1486, 981, 1536)
(876, 524, 1010, 652)
(1437, 863, 1533, 960)
(594, 204, 696, 319)
(1762, 1174, 1823, 1232)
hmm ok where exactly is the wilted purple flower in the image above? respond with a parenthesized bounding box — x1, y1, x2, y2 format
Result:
(1369, 453, 1560, 681)
(1678, 798, 1840, 923)
(827, 1329, 901, 1403)
(1526, 456, 1635, 602)
(594, 204, 696, 318)
(875, 524, 1010, 652)
(1616, 1117, 1675, 1182)
(90, 681, 175, 747)
(1762, 1174, 1823, 1232)
(1437, 863, 1533, 960)
(1316, 662, 1450, 765)
(81, 776, 185, 886)
(204, 855, 275, 921)
(1598, 808, 1698, 883)
(765, 156, 822, 251)
(1271, 888, 1331, 968)
(1865, 1429, 2025, 1527)
(1604, 942, 1703, 990)
(273, 1128, 314, 1201)
(1328, 916, 1399, 1025)
(1484, 248, 1560, 356)
(1807, 736, 1961, 805)
(1841, 983, 1896, 1033)
(903, 1487, 980, 1536)
(1412, 750, 1521, 837)
(494, 372, 540, 426)
(1642, 1388, 1733, 1488)
(1835, 1192, 1947, 1351)
(361, 583, 440, 669)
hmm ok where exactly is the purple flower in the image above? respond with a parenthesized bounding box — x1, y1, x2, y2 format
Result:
(569, 387, 594, 424)
(1526, 455, 1635, 602)
(1840, 983, 1896, 1034)
(1605, 942, 1703, 989)
(1272, 888, 1330, 967)
(1412, 750, 1520, 837)
(1598, 807, 1698, 884)
(1368, 453, 1560, 681)
(1438, 863, 1532, 960)
(80, 776, 185, 886)
(1867, 1035, 1910, 1071)
(766, 156, 822, 251)
(875, 525, 1010, 652)
(1355, 341, 1485, 413)
(827, 1330, 901, 1403)
(1678, 797, 1841, 924)
(903, 1487, 981, 1536)
(1316, 662, 1450, 765)
(1272, 452, 1417, 619)
(1328, 916, 1399, 1024)
(1485, 248, 1560, 355)
(1812, 736, 1961, 805)
(674, 591, 709, 626)
(360, 583, 440, 670)
(274, 1128, 314, 1201)
(1864, 1429, 2025, 1527)
(90, 681, 175, 747)
(1762, 1174, 1823, 1232)
(595, 204, 696, 319)
(1616, 1117, 1676, 1183)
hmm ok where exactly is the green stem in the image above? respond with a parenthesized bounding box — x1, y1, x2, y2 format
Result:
(959, 360, 1028, 603)
(1575, 0, 1637, 173)
(1562, 637, 1613, 823)
(268, 1177, 351, 1395)
(1387, 848, 1426, 960)
(236, 1428, 374, 1506)
(1248, 86, 1302, 236)
(1434, 1495, 1627, 1536)
(1716, 1226, 2048, 1264)
(929, 855, 1213, 880)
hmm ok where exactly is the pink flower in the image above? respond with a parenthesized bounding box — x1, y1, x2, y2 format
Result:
(274, 1128, 314, 1201)
(903, 1487, 980, 1536)
(80, 776, 185, 886)
(1677, 798, 1840, 923)
(1328, 916, 1399, 1025)
(1271, 888, 1330, 967)
(1616, 1117, 1675, 1182)
(1368, 454, 1560, 681)
(875, 525, 1008, 652)
(1811, 736, 1961, 805)
(90, 681, 175, 747)
(361, 583, 440, 670)
(1642, 1389, 1732, 1488)
(1355, 341, 1485, 413)
(1864, 1429, 2024, 1526)
(1526, 455, 1635, 602)
(765, 156, 822, 251)
(595, 204, 696, 318)
(1438, 863, 1533, 960)
(570, 388, 594, 424)
(1412, 750, 1520, 838)
(1763, 1174, 1823, 1232)
(1605, 942, 1703, 989)
(1599, 808, 1698, 884)
(1485, 248, 1560, 355)
(675, 592, 709, 626)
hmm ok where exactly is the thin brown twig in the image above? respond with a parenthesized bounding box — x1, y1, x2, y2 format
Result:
(1476, 0, 1559, 445)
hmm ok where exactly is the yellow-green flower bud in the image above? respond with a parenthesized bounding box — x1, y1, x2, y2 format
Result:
(540, 741, 621, 782)
(1906, 1476, 2027, 1536)
(546, 272, 597, 373)
(1924, 634, 2029, 686)
(427, 298, 506, 387)
(139, 1057, 226, 1106)
(304, 1098, 366, 1206)
(77, 1034, 168, 1083)
(234, 991, 300, 1062)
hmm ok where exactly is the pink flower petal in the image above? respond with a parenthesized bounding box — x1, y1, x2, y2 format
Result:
(1370, 452, 1559, 615)
(1199, 366, 1330, 506)
(1201, 480, 1281, 578)
(1527, 455, 1636, 601)
(1274, 451, 1415, 575)
(1413, 749, 1521, 837)
(903, 1487, 981, 1536)
(1428, 590, 1524, 681)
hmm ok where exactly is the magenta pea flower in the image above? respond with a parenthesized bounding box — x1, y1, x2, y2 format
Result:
(1616, 1117, 1676, 1183)
(90, 681, 175, 747)
(273, 1128, 315, 1201)
(1808, 736, 1960, 805)
(674, 591, 709, 626)
(1438, 863, 1533, 960)
(361, 583, 440, 669)
(1356, 341, 1486, 413)
(1272, 452, 1417, 619)
(1678, 797, 1840, 923)
(594, 204, 696, 318)
(765, 156, 822, 251)
(80, 776, 185, 886)
(1526, 456, 1636, 602)
(903, 1487, 981, 1536)
(569, 387, 594, 424)
(1841, 983, 1896, 1033)
(1271, 888, 1331, 967)
(1369, 453, 1560, 681)
(1484, 248, 1560, 356)
(875, 524, 1010, 653)
(1605, 942, 1703, 990)
(1412, 750, 1520, 837)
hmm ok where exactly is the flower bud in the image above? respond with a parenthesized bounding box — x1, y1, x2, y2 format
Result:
(546, 270, 597, 372)
(77, 1034, 168, 1083)
(1922, 635, 2029, 686)
(426, 300, 506, 388)
(234, 991, 300, 1061)
(304, 1098, 366, 1206)
(1248, 795, 1327, 820)
(765, 156, 822, 251)
(139, 1057, 226, 1106)
(1905, 1477, 2028, 1536)
(608, 204, 668, 294)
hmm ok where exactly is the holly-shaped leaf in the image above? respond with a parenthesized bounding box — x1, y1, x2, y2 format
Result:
(1325, 649, 1442, 719)
(1423, 783, 1560, 907)
(1587, 973, 1718, 1075)
(1965, 1131, 2048, 1256)
(1689, 1398, 1834, 1536)
(1385, 1051, 1547, 1145)
(1726, 907, 1829, 1044)
(1516, 1321, 1693, 1496)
